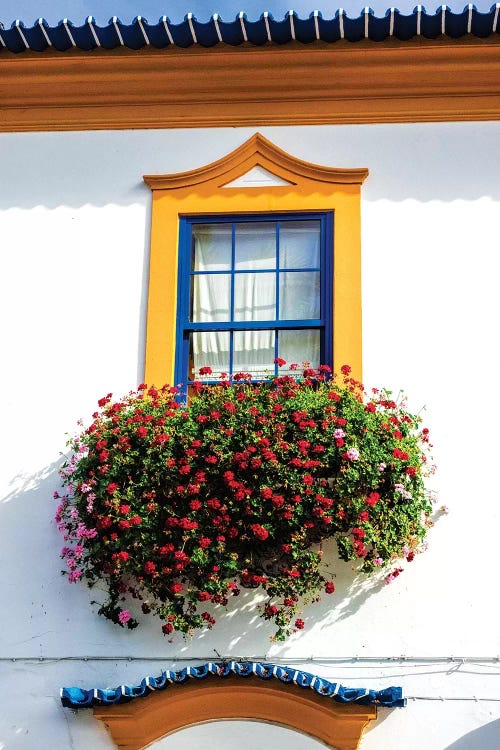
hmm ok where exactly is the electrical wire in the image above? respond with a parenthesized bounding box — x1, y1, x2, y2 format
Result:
(1, 655, 499, 663)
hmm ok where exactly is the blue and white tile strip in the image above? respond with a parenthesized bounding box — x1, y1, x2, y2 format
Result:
(60, 661, 405, 709)
(1, 5, 500, 53)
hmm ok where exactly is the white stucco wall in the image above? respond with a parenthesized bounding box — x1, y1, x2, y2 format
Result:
(1, 122, 499, 750)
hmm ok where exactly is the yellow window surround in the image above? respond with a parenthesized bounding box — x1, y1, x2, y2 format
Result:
(143, 133, 368, 386)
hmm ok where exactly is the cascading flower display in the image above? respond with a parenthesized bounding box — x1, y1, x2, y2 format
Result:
(55, 364, 434, 641)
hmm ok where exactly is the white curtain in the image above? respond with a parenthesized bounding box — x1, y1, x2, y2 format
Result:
(191, 222, 321, 379)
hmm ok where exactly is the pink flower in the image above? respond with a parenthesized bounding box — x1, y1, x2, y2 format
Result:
(118, 609, 131, 623)
(333, 429, 345, 439)
(68, 570, 82, 583)
(373, 557, 384, 566)
(76, 523, 98, 540)
(345, 448, 359, 461)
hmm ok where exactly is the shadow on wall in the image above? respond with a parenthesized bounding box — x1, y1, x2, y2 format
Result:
(1, 123, 500, 209)
(0, 455, 417, 659)
(444, 719, 500, 750)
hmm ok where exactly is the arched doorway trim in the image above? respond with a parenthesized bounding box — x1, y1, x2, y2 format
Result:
(93, 677, 375, 750)
(62, 662, 405, 750)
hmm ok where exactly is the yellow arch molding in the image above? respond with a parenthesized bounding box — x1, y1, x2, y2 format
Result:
(143, 133, 368, 387)
(93, 677, 377, 750)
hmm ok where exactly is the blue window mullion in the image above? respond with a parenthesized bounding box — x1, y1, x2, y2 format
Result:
(183, 319, 322, 331)
(270, 266, 321, 273)
(191, 267, 320, 276)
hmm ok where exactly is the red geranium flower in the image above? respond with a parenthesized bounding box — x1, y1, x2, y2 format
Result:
(250, 524, 269, 541)
(365, 492, 380, 507)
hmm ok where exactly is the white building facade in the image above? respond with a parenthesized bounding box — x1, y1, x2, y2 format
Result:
(1, 9, 500, 749)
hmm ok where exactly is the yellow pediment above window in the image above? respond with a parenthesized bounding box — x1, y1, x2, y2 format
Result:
(143, 133, 368, 192)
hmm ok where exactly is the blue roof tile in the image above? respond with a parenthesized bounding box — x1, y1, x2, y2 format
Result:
(61, 661, 406, 709)
(1, 5, 499, 53)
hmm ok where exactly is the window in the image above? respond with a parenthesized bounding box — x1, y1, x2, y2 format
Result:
(143, 134, 367, 389)
(175, 213, 333, 386)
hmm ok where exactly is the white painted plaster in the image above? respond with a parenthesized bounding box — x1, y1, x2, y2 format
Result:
(222, 164, 293, 187)
(1, 122, 500, 749)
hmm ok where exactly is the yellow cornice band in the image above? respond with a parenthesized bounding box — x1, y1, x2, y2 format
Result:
(1, 40, 500, 131)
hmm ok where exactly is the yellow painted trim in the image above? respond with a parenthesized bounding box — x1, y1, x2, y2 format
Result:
(2, 41, 500, 131)
(144, 134, 365, 386)
(93, 677, 377, 750)
(144, 133, 369, 189)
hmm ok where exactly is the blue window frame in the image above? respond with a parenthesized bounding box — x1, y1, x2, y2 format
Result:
(174, 212, 333, 388)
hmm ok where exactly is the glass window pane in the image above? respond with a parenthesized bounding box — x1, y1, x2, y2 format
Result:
(280, 220, 321, 269)
(234, 272, 276, 321)
(278, 330, 321, 372)
(234, 222, 276, 270)
(191, 274, 230, 322)
(192, 224, 232, 271)
(190, 331, 230, 380)
(279, 271, 320, 320)
(233, 330, 275, 379)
